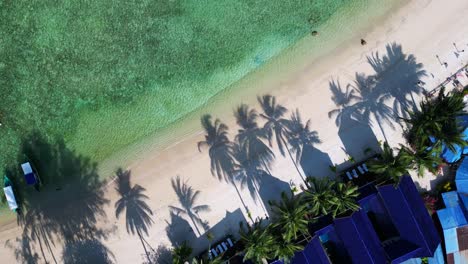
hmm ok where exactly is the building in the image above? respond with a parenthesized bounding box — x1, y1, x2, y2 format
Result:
(273, 176, 443, 264)
(437, 158, 468, 263)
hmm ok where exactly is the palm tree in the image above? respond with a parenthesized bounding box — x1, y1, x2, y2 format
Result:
(303, 177, 336, 216)
(234, 104, 275, 173)
(404, 88, 467, 152)
(239, 220, 275, 264)
(190, 257, 224, 264)
(368, 142, 412, 184)
(172, 241, 192, 264)
(169, 176, 210, 236)
(114, 169, 154, 263)
(285, 109, 321, 183)
(198, 114, 251, 220)
(258, 95, 303, 179)
(400, 145, 442, 177)
(270, 192, 309, 242)
(331, 182, 360, 217)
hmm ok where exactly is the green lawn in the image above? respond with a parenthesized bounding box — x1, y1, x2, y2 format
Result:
(0, 0, 351, 175)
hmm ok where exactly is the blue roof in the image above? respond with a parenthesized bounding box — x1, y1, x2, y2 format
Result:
(434, 115, 468, 163)
(457, 158, 468, 193)
(437, 206, 467, 229)
(442, 191, 460, 208)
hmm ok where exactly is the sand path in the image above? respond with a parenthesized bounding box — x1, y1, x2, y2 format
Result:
(1, 0, 468, 263)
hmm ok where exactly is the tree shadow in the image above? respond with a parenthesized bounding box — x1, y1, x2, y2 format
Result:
(329, 42, 426, 144)
(4, 131, 111, 264)
(328, 79, 381, 162)
(62, 239, 115, 264)
(165, 211, 197, 247)
(367, 42, 426, 119)
(114, 168, 154, 263)
(300, 144, 334, 178)
(198, 114, 251, 220)
(144, 245, 172, 264)
(285, 109, 326, 179)
(169, 175, 210, 237)
(256, 172, 291, 217)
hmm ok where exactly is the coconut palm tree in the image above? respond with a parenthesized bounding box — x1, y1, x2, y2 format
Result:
(258, 95, 303, 179)
(169, 176, 210, 236)
(400, 145, 442, 177)
(404, 88, 467, 152)
(198, 114, 251, 219)
(172, 241, 192, 264)
(270, 192, 309, 242)
(239, 220, 275, 264)
(368, 142, 412, 184)
(285, 109, 321, 183)
(331, 182, 360, 217)
(234, 104, 275, 173)
(303, 177, 336, 216)
(271, 235, 303, 264)
(114, 169, 154, 263)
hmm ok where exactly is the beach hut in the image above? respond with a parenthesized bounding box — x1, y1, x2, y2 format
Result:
(3, 175, 18, 212)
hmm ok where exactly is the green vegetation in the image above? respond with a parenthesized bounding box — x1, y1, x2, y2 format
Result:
(0, 0, 352, 173)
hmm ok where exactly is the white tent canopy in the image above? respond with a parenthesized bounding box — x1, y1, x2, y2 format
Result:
(3, 186, 18, 211)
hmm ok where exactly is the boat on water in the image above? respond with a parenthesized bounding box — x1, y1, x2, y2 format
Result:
(3, 175, 18, 212)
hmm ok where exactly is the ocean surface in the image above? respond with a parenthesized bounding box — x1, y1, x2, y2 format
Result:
(0, 0, 403, 177)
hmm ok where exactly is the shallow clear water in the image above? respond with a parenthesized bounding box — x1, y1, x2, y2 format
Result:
(0, 0, 403, 175)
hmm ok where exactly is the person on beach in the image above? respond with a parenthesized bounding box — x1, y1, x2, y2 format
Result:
(361, 39, 367, 45)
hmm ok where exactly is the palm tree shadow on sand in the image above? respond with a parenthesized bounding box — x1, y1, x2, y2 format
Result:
(4, 131, 111, 264)
(329, 42, 426, 145)
(114, 168, 154, 264)
(285, 109, 333, 178)
(169, 176, 210, 237)
(62, 239, 115, 264)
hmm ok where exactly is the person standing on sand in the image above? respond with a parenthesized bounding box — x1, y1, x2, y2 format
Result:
(361, 39, 367, 45)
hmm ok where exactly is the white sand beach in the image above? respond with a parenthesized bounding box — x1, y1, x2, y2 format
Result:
(1, 0, 468, 262)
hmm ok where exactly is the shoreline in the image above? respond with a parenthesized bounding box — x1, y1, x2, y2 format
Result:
(97, 0, 407, 178)
(2, 0, 468, 262)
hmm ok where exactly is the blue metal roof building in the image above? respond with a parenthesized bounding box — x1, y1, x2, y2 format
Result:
(436, 158, 468, 263)
(271, 176, 442, 264)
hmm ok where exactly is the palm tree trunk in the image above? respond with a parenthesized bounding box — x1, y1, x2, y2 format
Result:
(281, 137, 307, 184)
(138, 229, 152, 264)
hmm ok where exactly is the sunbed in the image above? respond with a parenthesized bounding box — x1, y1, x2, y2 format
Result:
(357, 166, 365, 174)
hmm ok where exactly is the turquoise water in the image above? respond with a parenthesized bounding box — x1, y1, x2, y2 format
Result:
(0, 0, 402, 176)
